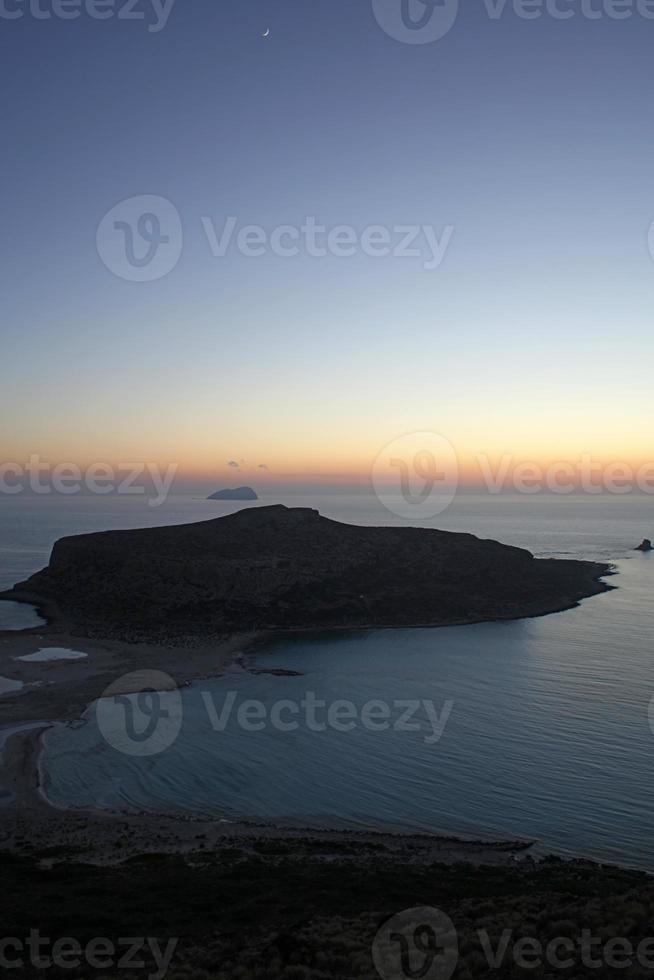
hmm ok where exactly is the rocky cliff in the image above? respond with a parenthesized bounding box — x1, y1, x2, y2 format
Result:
(9, 506, 611, 642)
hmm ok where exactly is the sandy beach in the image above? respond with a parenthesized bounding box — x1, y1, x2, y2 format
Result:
(0, 719, 536, 871)
(0, 609, 539, 872)
(0, 611, 257, 728)
(0, 586, 645, 879)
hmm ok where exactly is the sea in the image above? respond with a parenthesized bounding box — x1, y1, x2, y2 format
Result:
(1, 492, 653, 870)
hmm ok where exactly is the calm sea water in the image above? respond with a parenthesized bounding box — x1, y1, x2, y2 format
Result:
(2, 493, 654, 868)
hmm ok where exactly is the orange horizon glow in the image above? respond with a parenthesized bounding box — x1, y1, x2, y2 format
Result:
(3, 446, 654, 492)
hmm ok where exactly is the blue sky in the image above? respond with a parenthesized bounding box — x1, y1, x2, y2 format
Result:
(2, 0, 654, 481)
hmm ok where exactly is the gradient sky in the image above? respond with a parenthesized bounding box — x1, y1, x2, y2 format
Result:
(2, 0, 654, 486)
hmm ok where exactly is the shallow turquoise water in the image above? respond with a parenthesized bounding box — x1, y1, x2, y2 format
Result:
(0, 600, 45, 631)
(41, 555, 654, 870)
(3, 493, 654, 868)
(0, 676, 23, 695)
(17, 648, 87, 662)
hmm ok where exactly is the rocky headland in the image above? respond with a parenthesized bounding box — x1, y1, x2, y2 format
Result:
(4, 505, 611, 643)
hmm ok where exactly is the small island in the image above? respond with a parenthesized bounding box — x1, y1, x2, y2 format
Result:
(5, 505, 612, 643)
(207, 486, 258, 501)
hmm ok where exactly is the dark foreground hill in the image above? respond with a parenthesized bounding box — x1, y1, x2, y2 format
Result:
(1, 835, 651, 980)
(9, 505, 610, 641)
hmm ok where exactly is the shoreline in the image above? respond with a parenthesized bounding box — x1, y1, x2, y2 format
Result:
(2, 724, 649, 877)
(0, 557, 614, 644)
(0, 562, 635, 876)
(0, 556, 616, 732)
(0, 618, 260, 727)
(4, 505, 615, 644)
(1, 724, 539, 869)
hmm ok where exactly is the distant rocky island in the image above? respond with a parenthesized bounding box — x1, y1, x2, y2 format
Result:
(5, 506, 612, 643)
(208, 486, 258, 500)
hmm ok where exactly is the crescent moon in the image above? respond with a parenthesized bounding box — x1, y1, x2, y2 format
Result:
(262, 28, 270, 37)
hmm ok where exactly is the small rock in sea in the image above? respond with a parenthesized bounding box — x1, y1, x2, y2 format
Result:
(207, 486, 258, 501)
(636, 539, 653, 552)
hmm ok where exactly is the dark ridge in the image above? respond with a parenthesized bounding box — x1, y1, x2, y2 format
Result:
(6, 505, 612, 642)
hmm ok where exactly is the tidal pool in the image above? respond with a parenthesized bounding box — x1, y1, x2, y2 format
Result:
(16, 648, 87, 663)
(0, 601, 46, 631)
(0, 677, 24, 695)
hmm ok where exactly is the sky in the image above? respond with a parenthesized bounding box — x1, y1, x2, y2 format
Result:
(2, 0, 654, 489)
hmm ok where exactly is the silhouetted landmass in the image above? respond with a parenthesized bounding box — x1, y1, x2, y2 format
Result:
(8, 506, 611, 643)
(208, 486, 258, 500)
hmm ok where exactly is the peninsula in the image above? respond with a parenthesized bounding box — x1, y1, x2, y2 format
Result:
(5, 505, 611, 643)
